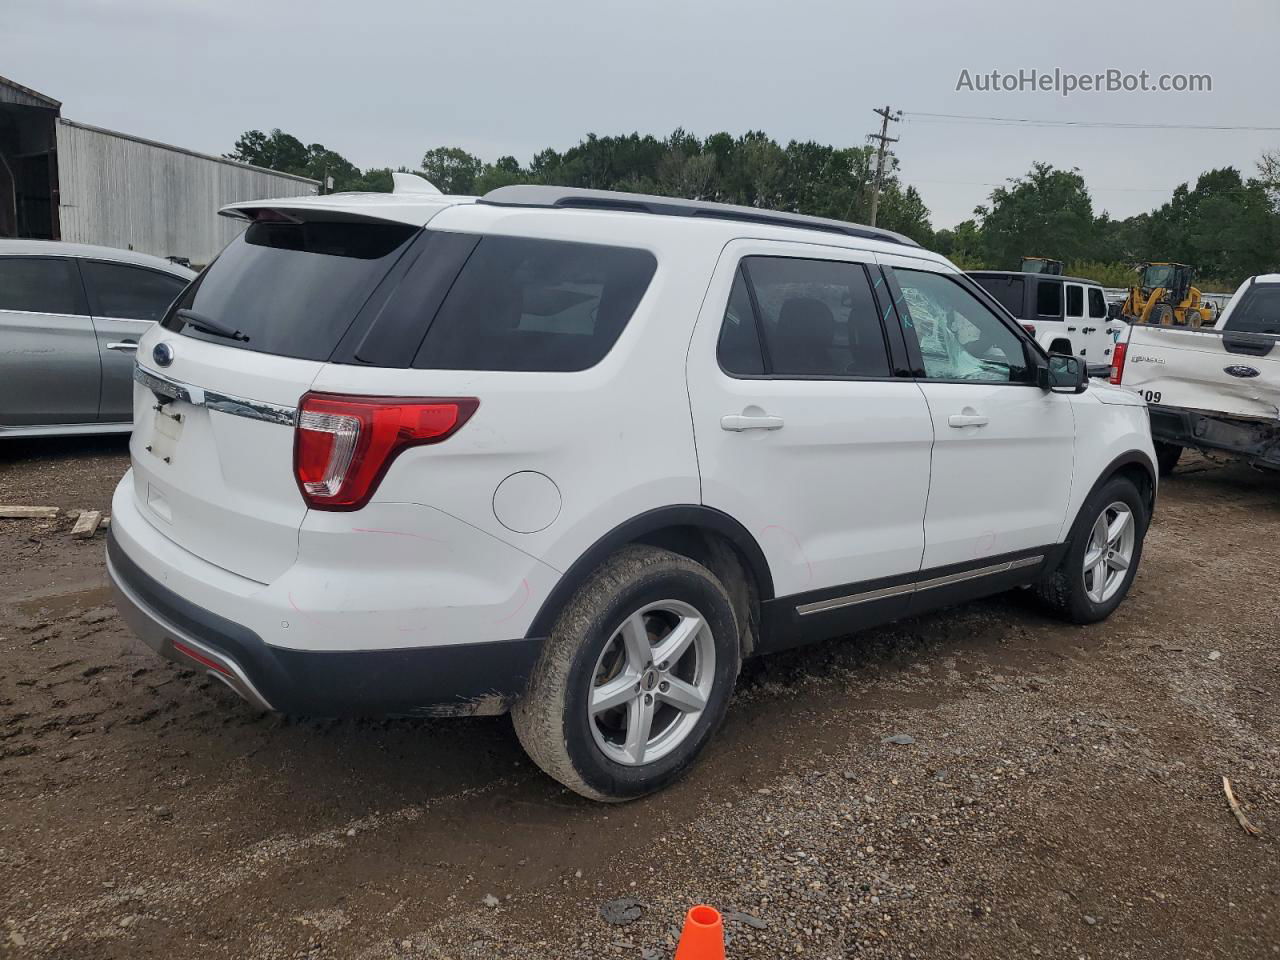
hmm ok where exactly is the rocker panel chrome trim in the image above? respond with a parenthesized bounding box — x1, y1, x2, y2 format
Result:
(795, 554, 1044, 617)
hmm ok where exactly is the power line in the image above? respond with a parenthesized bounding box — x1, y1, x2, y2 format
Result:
(867, 105, 901, 227)
(904, 111, 1280, 132)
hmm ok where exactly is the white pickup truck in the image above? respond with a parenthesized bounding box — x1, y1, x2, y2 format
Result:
(1111, 274, 1280, 474)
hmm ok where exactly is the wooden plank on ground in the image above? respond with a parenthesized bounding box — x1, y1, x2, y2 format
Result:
(71, 511, 102, 539)
(0, 506, 60, 519)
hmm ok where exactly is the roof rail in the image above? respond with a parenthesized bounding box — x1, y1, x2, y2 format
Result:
(476, 185, 919, 247)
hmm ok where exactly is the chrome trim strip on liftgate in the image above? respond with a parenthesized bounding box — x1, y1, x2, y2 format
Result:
(134, 365, 298, 426)
(796, 555, 1044, 617)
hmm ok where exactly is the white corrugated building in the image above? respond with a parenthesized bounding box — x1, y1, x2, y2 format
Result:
(0, 74, 318, 265)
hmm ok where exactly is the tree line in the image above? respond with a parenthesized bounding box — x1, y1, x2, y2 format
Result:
(937, 159, 1279, 291)
(227, 130, 1280, 290)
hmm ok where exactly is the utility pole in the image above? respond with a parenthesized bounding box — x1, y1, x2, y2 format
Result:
(867, 105, 901, 227)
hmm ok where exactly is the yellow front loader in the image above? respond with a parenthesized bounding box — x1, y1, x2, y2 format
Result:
(1121, 262, 1215, 327)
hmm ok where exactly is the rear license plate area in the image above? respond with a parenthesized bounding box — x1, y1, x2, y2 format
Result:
(149, 403, 186, 463)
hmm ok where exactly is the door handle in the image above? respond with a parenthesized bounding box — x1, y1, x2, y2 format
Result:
(948, 414, 989, 428)
(106, 341, 138, 352)
(1067, 326, 1077, 332)
(721, 414, 784, 432)
(1082, 327, 1096, 334)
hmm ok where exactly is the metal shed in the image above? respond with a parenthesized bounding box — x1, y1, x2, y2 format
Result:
(0, 74, 319, 265)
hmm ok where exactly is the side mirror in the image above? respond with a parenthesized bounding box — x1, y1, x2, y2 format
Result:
(1107, 302, 1122, 320)
(1039, 354, 1087, 394)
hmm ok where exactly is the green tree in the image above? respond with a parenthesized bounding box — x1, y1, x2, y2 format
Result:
(1258, 149, 1280, 210)
(933, 219, 985, 265)
(420, 147, 484, 194)
(226, 129, 375, 192)
(302, 144, 361, 191)
(1144, 167, 1278, 281)
(875, 183, 933, 245)
(475, 155, 527, 193)
(348, 168, 394, 192)
(226, 129, 309, 173)
(975, 163, 1096, 268)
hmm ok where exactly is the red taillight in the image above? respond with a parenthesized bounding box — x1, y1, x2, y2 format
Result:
(293, 393, 478, 511)
(1109, 342, 1127, 385)
(1021, 323, 1037, 336)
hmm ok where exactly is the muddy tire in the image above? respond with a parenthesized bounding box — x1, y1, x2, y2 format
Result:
(1035, 475, 1148, 625)
(1155, 442, 1182, 476)
(511, 545, 741, 802)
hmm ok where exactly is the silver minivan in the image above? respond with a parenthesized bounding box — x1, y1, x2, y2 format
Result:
(0, 239, 194, 438)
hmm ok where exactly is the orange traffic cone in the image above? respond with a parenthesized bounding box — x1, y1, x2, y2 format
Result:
(675, 904, 725, 960)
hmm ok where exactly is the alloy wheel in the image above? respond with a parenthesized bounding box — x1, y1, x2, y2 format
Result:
(1083, 501, 1135, 604)
(587, 600, 716, 766)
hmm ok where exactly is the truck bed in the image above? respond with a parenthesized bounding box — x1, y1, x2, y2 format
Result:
(1116, 319, 1280, 470)
(1117, 325, 1280, 421)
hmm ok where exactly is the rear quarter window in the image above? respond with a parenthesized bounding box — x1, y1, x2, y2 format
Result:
(412, 236, 657, 372)
(1088, 287, 1108, 319)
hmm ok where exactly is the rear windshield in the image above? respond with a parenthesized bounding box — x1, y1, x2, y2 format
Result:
(166, 219, 417, 360)
(1226, 284, 1280, 335)
(972, 275, 1024, 319)
(412, 236, 657, 372)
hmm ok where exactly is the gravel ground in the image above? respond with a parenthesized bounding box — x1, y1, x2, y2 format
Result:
(0, 439, 1276, 959)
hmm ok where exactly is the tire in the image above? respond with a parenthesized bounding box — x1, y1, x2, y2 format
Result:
(1035, 475, 1148, 625)
(512, 545, 741, 802)
(1150, 303, 1174, 326)
(1155, 442, 1182, 477)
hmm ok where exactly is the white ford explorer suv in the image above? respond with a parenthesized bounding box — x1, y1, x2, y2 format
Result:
(108, 185, 1157, 801)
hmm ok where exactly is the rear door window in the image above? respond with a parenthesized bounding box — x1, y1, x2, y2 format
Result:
(413, 236, 656, 372)
(1036, 280, 1063, 319)
(0, 257, 83, 315)
(1065, 284, 1084, 318)
(738, 255, 890, 378)
(1226, 285, 1280, 335)
(973, 275, 1025, 319)
(82, 261, 189, 322)
(165, 219, 419, 361)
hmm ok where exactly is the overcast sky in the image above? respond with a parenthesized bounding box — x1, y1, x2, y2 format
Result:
(8, 0, 1278, 229)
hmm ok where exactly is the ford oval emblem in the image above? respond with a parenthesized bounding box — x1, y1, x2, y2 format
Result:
(153, 342, 174, 367)
(1224, 364, 1260, 379)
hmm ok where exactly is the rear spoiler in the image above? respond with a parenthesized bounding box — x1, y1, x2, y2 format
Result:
(219, 185, 469, 227)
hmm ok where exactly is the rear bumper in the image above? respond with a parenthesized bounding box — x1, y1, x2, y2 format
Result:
(107, 528, 544, 717)
(1148, 403, 1280, 469)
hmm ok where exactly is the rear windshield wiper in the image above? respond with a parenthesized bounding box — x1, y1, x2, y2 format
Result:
(175, 308, 250, 343)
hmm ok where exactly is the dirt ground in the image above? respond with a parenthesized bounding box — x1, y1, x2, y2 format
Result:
(0, 437, 1276, 960)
